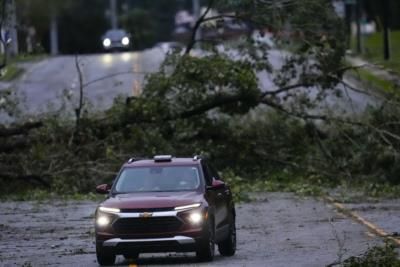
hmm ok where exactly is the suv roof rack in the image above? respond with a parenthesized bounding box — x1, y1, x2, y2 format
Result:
(154, 155, 173, 162)
(193, 155, 201, 161)
(127, 156, 145, 163)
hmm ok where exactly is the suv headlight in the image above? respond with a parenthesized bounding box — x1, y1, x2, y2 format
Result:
(96, 215, 110, 227)
(174, 203, 201, 211)
(188, 212, 203, 225)
(99, 207, 120, 213)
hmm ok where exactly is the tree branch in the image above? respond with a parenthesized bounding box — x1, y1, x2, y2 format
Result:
(0, 121, 43, 138)
(260, 82, 312, 97)
(185, 0, 215, 55)
(178, 93, 244, 119)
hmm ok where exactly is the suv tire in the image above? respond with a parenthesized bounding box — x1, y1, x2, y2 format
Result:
(196, 218, 215, 262)
(218, 217, 236, 256)
(96, 241, 116, 266)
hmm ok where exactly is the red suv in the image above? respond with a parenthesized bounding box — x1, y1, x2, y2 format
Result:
(94, 155, 236, 265)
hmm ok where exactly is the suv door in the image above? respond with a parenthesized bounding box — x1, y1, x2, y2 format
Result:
(202, 161, 220, 223)
(207, 163, 230, 229)
(202, 161, 229, 235)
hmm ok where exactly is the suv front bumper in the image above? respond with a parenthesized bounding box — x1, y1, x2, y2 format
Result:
(101, 235, 197, 253)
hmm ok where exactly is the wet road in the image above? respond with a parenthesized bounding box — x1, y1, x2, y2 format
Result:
(0, 193, 394, 267)
(1, 49, 164, 115)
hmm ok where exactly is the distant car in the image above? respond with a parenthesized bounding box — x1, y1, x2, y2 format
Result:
(94, 155, 236, 265)
(102, 29, 131, 51)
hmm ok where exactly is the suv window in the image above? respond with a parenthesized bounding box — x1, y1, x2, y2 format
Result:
(208, 163, 222, 181)
(114, 166, 200, 193)
(201, 161, 213, 186)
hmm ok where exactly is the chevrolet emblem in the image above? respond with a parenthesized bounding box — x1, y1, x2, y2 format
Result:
(140, 212, 153, 218)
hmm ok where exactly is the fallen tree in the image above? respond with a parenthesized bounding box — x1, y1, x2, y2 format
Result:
(1, 0, 400, 195)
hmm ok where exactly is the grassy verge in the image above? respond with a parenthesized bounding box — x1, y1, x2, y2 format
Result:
(352, 31, 400, 74)
(350, 67, 398, 95)
(0, 53, 47, 64)
(0, 64, 24, 81)
(13, 53, 48, 63)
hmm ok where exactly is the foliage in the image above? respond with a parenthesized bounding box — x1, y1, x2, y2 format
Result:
(343, 242, 400, 267)
(120, 9, 157, 50)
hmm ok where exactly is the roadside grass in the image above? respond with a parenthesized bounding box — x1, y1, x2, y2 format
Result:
(349, 67, 398, 95)
(0, 64, 23, 81)
(0, 53, 47, 64)
(353, 31, 400, 74)
(0, 53, 47, 81)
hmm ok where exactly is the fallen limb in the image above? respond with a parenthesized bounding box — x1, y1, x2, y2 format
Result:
(0, 121, 43, 138)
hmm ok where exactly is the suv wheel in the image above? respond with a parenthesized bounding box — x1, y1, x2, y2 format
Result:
(218, 217, 236, 256)
(196, 218, 215, 262)
(96, 241, 116, 266)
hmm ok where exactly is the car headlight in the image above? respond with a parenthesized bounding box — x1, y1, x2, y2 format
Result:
(99, 207, 120, 213)
(103, 38, 111, 47)
(96, 216, 110, 227)
(174, 203, 201, 211)
(188, 212, 203, 225)
(121, 37, 129, 46)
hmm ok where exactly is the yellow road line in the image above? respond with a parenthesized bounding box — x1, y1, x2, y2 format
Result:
(129, 264, 137, 267)
(324, 196, 400, 246)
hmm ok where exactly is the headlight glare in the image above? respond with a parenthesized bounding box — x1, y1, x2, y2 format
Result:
(121, 37, 130, 46)
(97, 216, 110, 227)
(188, 212, 203, 224)
(103, 38, 111, 47)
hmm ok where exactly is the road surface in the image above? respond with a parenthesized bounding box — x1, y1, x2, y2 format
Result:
(0, 49, 164, 115)
(1, 192, 397, 267)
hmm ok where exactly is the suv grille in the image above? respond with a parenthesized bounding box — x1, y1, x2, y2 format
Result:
(113, 217, 183, 234)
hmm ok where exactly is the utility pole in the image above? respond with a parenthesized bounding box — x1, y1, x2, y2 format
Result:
(9, 0, 18, 56)
(49, 9, 59, 56)
(355, 0, 362, 54)
(110, 0, 118, 29)
(382, 0, 390, 60)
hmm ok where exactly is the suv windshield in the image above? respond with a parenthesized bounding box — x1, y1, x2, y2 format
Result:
(114, 166, 200, 193)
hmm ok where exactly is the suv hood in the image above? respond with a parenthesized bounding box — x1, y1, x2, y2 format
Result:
(101, 191, 204, 210)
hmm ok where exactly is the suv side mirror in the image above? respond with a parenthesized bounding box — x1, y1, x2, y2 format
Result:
(207, 179, 225, 190)
(96, 184, 111, 194)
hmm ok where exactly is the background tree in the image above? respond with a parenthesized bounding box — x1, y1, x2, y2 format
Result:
(120, 9, 157, 50)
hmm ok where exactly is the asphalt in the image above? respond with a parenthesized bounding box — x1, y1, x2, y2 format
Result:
(0, 193, 391, 267)
(0, 49, 164, 116)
